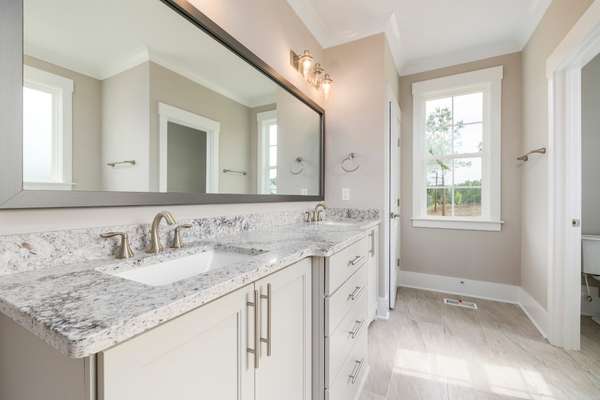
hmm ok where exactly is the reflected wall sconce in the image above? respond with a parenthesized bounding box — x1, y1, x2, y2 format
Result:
(290, 49, 333, 96)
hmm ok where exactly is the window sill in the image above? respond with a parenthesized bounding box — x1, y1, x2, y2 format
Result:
(411, 217, 504, 232)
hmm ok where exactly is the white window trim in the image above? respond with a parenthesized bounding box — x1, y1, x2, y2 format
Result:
(256, 110, 277, 194)
(23, 65, 74, 191)
(411, 66, 504, 231)
(158, 103, 220, 193)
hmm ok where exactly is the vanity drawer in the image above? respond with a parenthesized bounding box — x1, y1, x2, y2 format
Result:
(326, 326, 368, 400)
(326, 265, 367, 335)
(326, 290, 368, 385)
(326, 236, 369, 295)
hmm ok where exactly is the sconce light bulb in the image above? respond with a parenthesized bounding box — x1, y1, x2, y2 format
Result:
(322, 74, 333, 98)
(300, 50, 313, 77)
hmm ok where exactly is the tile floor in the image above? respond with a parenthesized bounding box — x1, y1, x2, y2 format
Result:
(360, 287, 600, 400)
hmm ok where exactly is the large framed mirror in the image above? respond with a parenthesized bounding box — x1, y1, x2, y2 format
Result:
(0, 0, 324, 209)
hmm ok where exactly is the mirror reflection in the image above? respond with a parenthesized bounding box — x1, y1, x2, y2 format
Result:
(22, 0, 322, 196)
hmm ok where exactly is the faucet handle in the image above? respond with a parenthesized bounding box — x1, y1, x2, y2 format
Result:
(172, 224, 193, 249)
(101, 232, 134, 259)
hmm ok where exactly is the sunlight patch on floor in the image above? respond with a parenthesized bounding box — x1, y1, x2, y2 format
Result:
(392, 348, 558, 400)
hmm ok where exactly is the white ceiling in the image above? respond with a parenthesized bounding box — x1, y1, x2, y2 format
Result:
(24, 0, 278, 107)
(287, 0, 552, 75)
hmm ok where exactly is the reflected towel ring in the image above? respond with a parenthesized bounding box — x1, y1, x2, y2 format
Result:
(290, 157, 304, 175)
(341, 153, 360, 173)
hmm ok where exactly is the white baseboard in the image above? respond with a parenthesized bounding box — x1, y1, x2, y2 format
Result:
(518, 288, 549, 338)
(376, 297, 390, 320)
(397, 270, 549, 338)
(398, 270, 521, 304)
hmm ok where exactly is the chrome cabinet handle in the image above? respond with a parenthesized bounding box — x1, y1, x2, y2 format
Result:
(348, 320, 364, 339)
(348, 286, 363, 301)
(348, 255, 365, 267)
(247, 289, 260, 369)
(260, 283, 272, 357)
(349, 359, 365, 384)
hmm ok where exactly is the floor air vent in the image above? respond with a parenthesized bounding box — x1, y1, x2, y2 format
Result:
(443, 298, 478, 310)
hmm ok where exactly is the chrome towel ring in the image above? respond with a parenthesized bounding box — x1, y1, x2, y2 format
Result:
(341, 153, 360, 173)
(290, 157, 304, 175)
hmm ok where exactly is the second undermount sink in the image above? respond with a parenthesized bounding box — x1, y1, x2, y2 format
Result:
(106, 248, 266, 287)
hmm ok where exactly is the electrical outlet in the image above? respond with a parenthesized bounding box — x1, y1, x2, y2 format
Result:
(342, 188, 350, 201)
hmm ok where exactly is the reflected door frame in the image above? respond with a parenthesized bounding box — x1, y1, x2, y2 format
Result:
(158, 102, 220, 193)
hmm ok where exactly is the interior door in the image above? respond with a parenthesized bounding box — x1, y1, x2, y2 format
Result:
(254, 259, 312, 400)
(389, 98, 401, 309)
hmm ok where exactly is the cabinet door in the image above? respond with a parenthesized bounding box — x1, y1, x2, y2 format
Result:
(99, 285, 254, 400)
(255, 259, 312, 400)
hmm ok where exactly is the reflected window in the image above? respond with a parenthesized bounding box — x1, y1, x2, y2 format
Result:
(22, 66, 73, 190)
(257, 110, 278, 194)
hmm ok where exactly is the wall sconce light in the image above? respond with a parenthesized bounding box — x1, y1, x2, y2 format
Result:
(290, 49, 333, 97)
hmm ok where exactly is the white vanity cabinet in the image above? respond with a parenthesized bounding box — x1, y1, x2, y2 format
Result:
(99, 258, 312, 400)
(313, 228, 378, 400)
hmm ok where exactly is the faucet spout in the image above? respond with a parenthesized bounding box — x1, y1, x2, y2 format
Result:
(147, 211, 177, 254)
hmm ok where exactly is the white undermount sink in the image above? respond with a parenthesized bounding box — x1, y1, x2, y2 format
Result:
(107, 249, 263, 287)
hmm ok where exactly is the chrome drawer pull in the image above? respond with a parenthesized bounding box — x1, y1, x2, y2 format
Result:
(348, 286, 363, 301)
(349, 359, 365, 384)
(348, 320, 364, 339)
(348, 255, 365, 267)
(260, 283, 272, 357)
(247, 289, 260, 369)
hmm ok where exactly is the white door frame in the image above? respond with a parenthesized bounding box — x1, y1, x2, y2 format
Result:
(546, 1, 600, 350)
(159, 102, 220, 193)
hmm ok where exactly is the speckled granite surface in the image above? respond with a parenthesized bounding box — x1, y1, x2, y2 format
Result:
(0, 209, 379, 358)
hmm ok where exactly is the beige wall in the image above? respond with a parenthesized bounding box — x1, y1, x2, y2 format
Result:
(323, 34, 387, 211)
(24, 56, 103, 191)
(102, 62, 151, 192)
(521, 0, 593, 308)
(399, 52, 523, 285)
(148, 62, 252, 194)
(582, 54, 600, 235)
(0, 0, 323, 234)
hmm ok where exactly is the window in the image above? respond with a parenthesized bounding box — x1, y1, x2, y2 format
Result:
(257, 110, 278, 194)
(22, 65, 73, 190)
(412, 66, 503, 231)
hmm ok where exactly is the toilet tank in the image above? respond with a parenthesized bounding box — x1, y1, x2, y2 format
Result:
(582, 235, 600, 275)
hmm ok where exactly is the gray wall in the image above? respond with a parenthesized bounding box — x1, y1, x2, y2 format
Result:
(582, 54, 600, 235)
(398, 52, 523, 285)
(148, 62, 252, 194)
(167, 122, 207, 193)
(101, 62, 151, 192)
(521, 0, 593, 308)
(24, 55, 103, 191)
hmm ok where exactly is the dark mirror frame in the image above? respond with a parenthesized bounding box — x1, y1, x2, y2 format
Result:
(0, 0, 325, 209)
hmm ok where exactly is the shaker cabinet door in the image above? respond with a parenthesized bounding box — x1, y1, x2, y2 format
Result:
(254, 259, 312, 400)
(98, 285, 254, 400)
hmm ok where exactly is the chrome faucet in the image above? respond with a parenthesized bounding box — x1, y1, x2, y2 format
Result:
(314, 202, 326, 222)
(147, 211, 177, 254)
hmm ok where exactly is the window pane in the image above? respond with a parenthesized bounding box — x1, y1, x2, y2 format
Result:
(454, 92, 483, 124)
(453, 158, 482, 187)
(269, 146, 277, 167)
(23, 86, 54, 182)
(453, 123, 483, 154)
(427, 188, 451, 216)
(425, 97, 452, 157)
(454, 188, 482, 217)
(269, 124, 277, 145)
(426, 159, 451, 187)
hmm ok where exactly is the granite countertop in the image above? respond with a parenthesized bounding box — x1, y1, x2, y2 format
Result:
(0, 218, 379, 358)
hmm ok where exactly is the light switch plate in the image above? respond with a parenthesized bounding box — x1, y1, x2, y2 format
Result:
(342, 188, 350, 201)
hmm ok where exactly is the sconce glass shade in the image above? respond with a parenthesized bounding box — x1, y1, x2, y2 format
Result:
(322, 74, 333, 97)
(299, 50, 314, 77)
